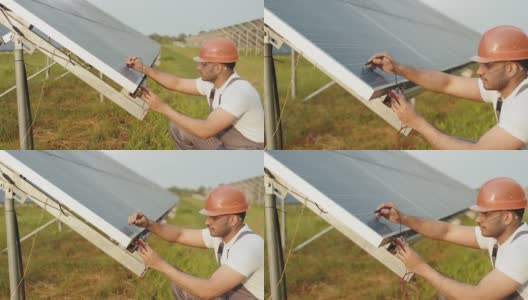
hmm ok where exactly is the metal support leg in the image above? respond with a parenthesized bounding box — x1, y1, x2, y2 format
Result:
(14, 39, 34, 150)
(265, 191, 287, 299)
(270, 51, 284, 149)
(280, 197, 286, 250)
(4, 187, 26, 300)
(264, 42, 278, 150)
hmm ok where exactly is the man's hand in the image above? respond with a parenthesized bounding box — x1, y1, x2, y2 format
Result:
(142, 87, 170, 114)
(395, 239, 427, 274)
(375, 202, 404, 224)
(138, 241, 165, 271)
(390, 92, 423, 129)
(126, 56, 147, 73)
(367, 52, 399, 74)
(128, 211, 150, 228)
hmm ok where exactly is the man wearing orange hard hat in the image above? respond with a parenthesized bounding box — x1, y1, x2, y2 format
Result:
(368, 25, 528, 149)
(376, 177, 528, 299)
(127, 37, 264, 150)
(128, 185, 264, 299)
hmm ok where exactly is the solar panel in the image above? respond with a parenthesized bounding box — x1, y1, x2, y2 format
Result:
(265, 0, 481, 130)
(0, 0, 159, 93)
(0, 150, 178, 248)
(264, 150, 476, 247)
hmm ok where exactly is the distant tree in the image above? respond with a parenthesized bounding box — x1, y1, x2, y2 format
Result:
(175, 33, 187, 42)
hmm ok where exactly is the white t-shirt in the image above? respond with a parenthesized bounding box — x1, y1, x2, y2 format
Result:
(478, 77, 528, 143)
(475, 223, 528, 298)
(196, 73, 264, 143)
(202, 225, 264, 300)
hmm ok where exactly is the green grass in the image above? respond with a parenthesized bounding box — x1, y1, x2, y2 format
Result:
(272, 55, 496, 149)
(265, 204, 527, 299)
(0, 196, 264, 299)
(0, 45, 263, 149)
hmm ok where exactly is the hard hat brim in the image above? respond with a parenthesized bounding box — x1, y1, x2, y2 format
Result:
(469, 204, 493, 212)
(199, 208, 222, 216)
(193, 56, 207, 63)
(199, 207, 248, 216)
(471, 55, 495, 64)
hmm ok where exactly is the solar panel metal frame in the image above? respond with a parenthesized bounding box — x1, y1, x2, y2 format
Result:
(264, 1, 480, 133)
(264, 152, 410, 277)
(0, 151, 179, 248)
(264, 151, 477, 276)
(0, 151, 179, 270)
(264, 9, 409, 133)
(0, 0, 160, 119)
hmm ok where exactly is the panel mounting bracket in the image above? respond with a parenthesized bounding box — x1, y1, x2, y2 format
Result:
(264, 26, 284, 49)
(12, 34, 35, 54)
(1, 31, 13, 45)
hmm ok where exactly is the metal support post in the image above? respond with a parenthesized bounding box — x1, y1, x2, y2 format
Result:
(264, 41, 278, 150)
(280, 197, 286, 250)
(265, 177, 287, 300)
(4, 185, 26, 300)
(14, 38, 34, 150)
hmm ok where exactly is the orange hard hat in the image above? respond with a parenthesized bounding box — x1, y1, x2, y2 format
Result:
(199, 185, 248, 216)
(471, 25, 528, 63)
(470, 177, 527, 212)
(193, 37, 238, 63)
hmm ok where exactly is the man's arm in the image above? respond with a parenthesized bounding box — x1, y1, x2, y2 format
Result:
(159, 263, 246, 300)
(128, 212, 205, 248)
(376, 203, 479, 248)
(389, 94, 525, 150)
(411, 117, 524, 150)
(139, 242, 247, 300)
(396, 240, 521, 300)
(368, 52, 483, 102)
(126, 57, 200, 95)
(417, 265, 521, 300)
(147, 222, 206, 248)
(143, 87, 237, 139)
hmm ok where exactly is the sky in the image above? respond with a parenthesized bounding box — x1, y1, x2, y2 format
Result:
(420, 0, 528, 33)
(102, 151, 263, 189)
(408, 151, 528, 189)
(85, 0, 263, 36)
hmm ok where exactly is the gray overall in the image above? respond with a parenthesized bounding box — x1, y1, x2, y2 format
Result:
(491, 229, 528, 300)
(169, 78, 264, 150)
(171, 231, 259, 300)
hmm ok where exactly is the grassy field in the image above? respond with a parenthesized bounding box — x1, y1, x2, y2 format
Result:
(271, 54, 496, 149)
(0, 195, 264, 299)
(0, 45, 263, 149)
(265, 204, 527, 300)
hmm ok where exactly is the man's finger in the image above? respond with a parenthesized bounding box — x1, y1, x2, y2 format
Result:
(374, 203, 393, 213)
(395, 251, 404, 262)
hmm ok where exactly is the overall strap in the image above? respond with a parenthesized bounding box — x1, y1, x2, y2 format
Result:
(217, 230, 256, 266)
(219, 77, 241, 106)
(208, 77, 241, 111)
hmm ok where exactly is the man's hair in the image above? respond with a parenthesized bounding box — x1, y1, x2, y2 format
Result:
(516, 59, 528, 71)
(510, 208, 525, 220)
(223, 62, 236, 70)
(236, 212, 246, 222)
